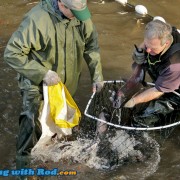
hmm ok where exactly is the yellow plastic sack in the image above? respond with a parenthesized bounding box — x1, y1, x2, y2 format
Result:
(48, 82, 81, 128)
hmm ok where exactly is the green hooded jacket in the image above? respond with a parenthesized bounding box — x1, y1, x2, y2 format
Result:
(4, 0, 103, 96)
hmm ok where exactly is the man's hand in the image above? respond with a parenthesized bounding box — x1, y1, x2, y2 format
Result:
(132, 46, 145, 65)
(124, 87, 164, 108)
(43, 70, 61, 86)
(124, 98, 135, 108)
(92, 81, 104, 93)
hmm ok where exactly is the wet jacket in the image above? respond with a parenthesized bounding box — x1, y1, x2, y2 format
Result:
(4, 0, 103, 96)
(146, 27, 180, 92)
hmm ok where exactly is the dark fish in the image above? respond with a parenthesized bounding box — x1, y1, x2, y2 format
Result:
(81, 112, 109, 154)
(95, 112, 119, 169)
(113, 64, 145, 109)
(96, 112, 108, 139)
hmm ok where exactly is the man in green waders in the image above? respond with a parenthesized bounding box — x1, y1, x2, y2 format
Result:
(4, 0, 104, 174)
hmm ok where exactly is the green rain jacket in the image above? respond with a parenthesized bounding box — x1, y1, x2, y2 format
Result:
(4, 0, 103, 96)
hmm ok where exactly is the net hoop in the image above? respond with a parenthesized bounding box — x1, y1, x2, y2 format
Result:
(84, 80, 180, 131)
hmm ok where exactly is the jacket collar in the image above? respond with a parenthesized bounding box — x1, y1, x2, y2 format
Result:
(41, 0, 80, 26)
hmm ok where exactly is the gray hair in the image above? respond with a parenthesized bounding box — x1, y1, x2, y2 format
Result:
(144, 20, 172, 45)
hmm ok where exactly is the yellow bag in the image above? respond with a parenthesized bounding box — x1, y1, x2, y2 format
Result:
(48, 82, 81, 129)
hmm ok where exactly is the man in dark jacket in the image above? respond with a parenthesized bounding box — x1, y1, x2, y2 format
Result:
(4, 0, 103, 166)
(124, 20, 180, 126)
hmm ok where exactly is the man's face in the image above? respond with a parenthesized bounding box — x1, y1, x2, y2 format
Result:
(58, 1, 74, 19)
(144, 38, 168, 56)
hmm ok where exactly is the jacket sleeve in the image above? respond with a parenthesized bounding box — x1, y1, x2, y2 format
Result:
(4, 15, 49, 85)
(83, 19, 103, 83)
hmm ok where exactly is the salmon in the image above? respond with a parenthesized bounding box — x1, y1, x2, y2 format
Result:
(113, 64, 145, 109)
(96, 111, 108, 139)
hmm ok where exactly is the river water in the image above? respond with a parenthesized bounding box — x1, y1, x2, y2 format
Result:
(0, 0, 180, 179)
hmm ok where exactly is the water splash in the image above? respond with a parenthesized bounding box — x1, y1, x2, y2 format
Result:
(31, 129, 160, 177)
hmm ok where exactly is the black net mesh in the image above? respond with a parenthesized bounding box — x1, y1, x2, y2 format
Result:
(84, 81, 180, 131)
(86, 81, 134, 127)
(75, 81, 180, 169)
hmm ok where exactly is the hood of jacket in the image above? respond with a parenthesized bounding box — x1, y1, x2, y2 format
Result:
(41, 0, 64, 18)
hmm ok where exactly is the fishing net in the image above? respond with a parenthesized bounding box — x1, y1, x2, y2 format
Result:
(80, 80, 180, 169)
(28, 81, 177, 180)
(31, 129, 160, 172)
(31, 80, 179, 174)
(84, 80, 180, 132)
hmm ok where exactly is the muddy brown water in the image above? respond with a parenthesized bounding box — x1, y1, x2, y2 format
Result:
(0, 0, 180, 179)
